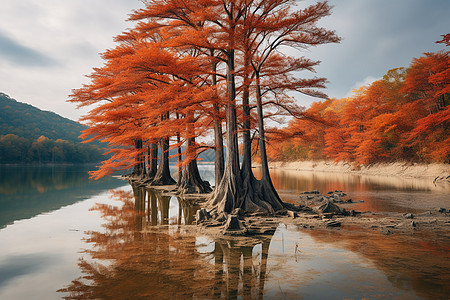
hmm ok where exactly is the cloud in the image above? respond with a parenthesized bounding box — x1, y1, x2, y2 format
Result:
(0, 31, 57, 67)
(0, 0, 449, 120)
(299, 0, 450, 100)
(345, 76, 379, 98)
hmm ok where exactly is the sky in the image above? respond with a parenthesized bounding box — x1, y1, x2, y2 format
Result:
(0, 0, 449, 122)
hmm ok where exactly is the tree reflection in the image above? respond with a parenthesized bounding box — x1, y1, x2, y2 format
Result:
(306, 228, 450, 299)
(59, 184, 275, 299)
(211, 238, 271, 299)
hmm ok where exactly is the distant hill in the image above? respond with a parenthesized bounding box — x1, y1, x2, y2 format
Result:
(0, 92, 103, 163)
(0, 92, 84, 142)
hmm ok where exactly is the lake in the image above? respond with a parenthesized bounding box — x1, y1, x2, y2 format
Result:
(0, 164, 448, 299)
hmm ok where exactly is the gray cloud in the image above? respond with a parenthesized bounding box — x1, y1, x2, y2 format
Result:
(0, 0, 448, 120)
(307, 0, 450, 101)
(0, 31, 58, 67)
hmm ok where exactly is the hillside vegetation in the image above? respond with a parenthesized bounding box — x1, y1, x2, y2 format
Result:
(0, 93, 103, 163)
(267, 49, 449, 165)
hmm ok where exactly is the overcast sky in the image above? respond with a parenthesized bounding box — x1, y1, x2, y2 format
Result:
(1, 0, 449, 121)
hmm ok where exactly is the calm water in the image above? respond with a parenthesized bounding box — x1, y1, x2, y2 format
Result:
(0, 164, 449, 299)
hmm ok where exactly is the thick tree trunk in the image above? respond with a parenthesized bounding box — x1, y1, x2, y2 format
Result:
(176, 112, 183, 181)
(177, 137, 212, 194)
(208, 49, 242, 214)
(208, 52, 283, 216)
(131, 139, 146, 179)
(213, 103, 225, 186)
(211, 53, 225, 187)
(255, 75, 284, 211)
(241, 52, 252, 177)
(147, 142, 158, 179)
(238, 53, 266, 214)
(150, 137, 176, 186)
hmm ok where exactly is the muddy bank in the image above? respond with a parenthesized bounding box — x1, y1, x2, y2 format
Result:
(189, 189, 450, 245)
(122, 174, 449, 244)
(268, 160, 449, 181)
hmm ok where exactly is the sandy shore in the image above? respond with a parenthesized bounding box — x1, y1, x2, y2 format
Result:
(268, 160, 449, 180)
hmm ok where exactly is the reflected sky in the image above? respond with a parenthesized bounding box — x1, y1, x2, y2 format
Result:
(1, 166, 449, 299)
(0, 164, 126, 228)
(253, 168, 450, 213)
(60, 184, 448, 299)
(0, 187, 127, 300)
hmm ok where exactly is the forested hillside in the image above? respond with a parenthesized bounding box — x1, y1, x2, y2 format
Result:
(267, 46, 449, 165)
(0, 93, 103, 163)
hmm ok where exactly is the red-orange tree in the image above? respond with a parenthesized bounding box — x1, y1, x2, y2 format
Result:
(72, 0, 339, 214)
(275, 39, 449, 164)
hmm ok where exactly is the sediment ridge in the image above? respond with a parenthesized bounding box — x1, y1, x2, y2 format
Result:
(268, 160, 449, 181)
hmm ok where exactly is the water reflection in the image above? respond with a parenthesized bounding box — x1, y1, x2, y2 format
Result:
(254, 168, 450, 213)
(130, 185, 200, 226)
(60, 183, 450, 299)
(258, 168, 450, 193)
(209, 238, 271, 299)
(306, 227, 450, 300)
(0, 165, 125, 229)
(60, 184, 273, 299)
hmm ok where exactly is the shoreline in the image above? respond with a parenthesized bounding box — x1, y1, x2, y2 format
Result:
(268, 160, 449, 180)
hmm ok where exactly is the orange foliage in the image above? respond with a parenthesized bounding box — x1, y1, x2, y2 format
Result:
(270, 46, 449, 164)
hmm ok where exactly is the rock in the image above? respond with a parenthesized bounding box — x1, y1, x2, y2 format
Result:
(318, 200, 345, 215)
(327, 191, 334, 195)
(438, 208, 447, 213)
(331, 194, 341, 202)
(411, 221, 417, 227)
(224, 215, 242, 230)
(223, 215, 248, 235)
(302, 190, 319, 194)
(346, 199, 353, 203)
(287, 210, 298, 219)
(349, 210, 358, 216)
(404, 213, 414, 219)
(383, 229, 393, 235)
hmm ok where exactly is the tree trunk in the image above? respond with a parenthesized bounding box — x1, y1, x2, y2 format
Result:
(241, 51, 252, 177)
(177, 137, 212, 194)
(213, 103, 225, 186)
(211, 52, 225, 187)
(131, 139, 146, 179)
(208, 49, 242, 214)
(150, 137, 176, 186)
(238, 52, 265, 214)
(147, 142, 158, 179)
(255, 74, 284, 211)
(208, 52, 284, 216)
(176, 112, 183, 181)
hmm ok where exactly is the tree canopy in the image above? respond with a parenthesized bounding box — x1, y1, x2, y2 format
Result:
(268, 44, 449, 164)
(70, 0, 339, 215)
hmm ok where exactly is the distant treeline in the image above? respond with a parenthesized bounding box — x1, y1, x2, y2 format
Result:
(0, 134, 104, 163)
(0, 92, 106, 164)
(267, 50, 449, 165)
(0, 92, 87, 143)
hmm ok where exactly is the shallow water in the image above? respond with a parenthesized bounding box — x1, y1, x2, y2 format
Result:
(0, 164, 448, 299)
